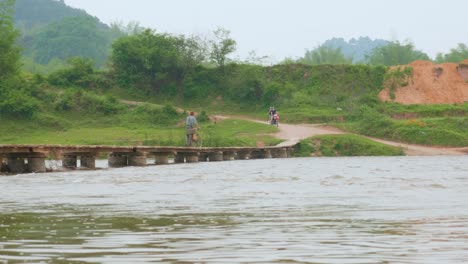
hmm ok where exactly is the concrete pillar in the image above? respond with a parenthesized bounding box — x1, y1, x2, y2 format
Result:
(223, 151, 235, 161)
(154, 152, 170, 165)
(185, 153, 199, 163)
(80, 154, 96, 169)
(1, 158, 8, 173)
(62, 154, 78, 169)
(263, 149, 272, 159)
(199, 153, 209, 162)
(287, 148, 294, 158)
(273, 148, 288, 158)
(209, 151, 223, 162)
(174, 153, 185, 163)
(236, 151, 250, 160)
(28, 157, 46, 173)
(7, 157, 27, 174)
(128, 152, 147, 166)
(108, 153, 128, 168)
(249, 150, 262, 159)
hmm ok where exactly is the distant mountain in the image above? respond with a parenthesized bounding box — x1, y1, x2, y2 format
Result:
(14, 0, 116, 68)
(322, 37, 390, 63)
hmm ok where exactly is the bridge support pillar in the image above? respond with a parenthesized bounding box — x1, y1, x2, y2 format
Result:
(1, 157, 8, 173)
(273, 148, 288, 158)
(81, 153, 96, 169)
(154, 152, 171, 165)
(263, 149, 272, 159)
(236, 151, 250, 160)
(128, 152, 147, 166)
(28, 154, 47, 173)
(108, 153, 128, 168)
(62, 154, 78, 169)
(199, 153, 209, 162)
(185, 153, 199, 163)
(287, 148, 294, 158)
(7, 157, 27, 174)
(209, 151, 223, 162)
(223, 151, 235, 161)
(174, 153, 185, 163)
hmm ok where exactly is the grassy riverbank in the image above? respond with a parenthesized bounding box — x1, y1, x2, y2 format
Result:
(0, 113, 280, 147)
(295, 134, 405, 157)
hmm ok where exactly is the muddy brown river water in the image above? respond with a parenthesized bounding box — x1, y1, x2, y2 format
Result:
(1, 156, 467, 263)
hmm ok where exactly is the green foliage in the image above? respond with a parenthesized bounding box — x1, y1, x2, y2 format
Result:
(48, 57, 94, 86)
(54, 89, 124, 115)
(119, 103, 183, 127)
(435, 43, 468, 63)
(384, 66, 413, 99)
(197, 110, 210, 123)
(321, 37, 390, 63)
(14, 0, 90, 33)
(346, 106, 468, 147)
(366, 41, 429, 66)
(0, 0, 21, 79)
(111, 29, 184, 93)
(295, 134, 404, 157)
(22, 16, 111, 67)
(0, 77, 39, 118)
(299, 45, 353, 65)
(210, 27, 236, 69)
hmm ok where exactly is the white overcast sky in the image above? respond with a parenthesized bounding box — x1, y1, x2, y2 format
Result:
(65, 0, 467, 62)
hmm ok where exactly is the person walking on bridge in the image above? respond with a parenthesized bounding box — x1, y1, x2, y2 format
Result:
(186, 111, 199, 146)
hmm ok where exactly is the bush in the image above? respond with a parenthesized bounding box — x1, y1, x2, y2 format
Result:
(0, 78, 39, 118)
(54, 89, 125, 114)
(295, 135, 404, 157)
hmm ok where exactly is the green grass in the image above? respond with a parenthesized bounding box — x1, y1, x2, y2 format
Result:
(338, 109, 468, 147)
(0, 115, 281, 147)
(295, 134, 404, 157)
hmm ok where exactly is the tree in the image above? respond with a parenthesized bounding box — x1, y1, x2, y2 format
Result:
(300, 45, 353, 65)
(111, 29, 182, 93)
(366, 41, 429, 66)
(0, 0, 21, 79)
(25, 16, 110, 67)
(435, 43, 468, 63)
(209, 27, 236, 69)
(0, 0, 38, 118)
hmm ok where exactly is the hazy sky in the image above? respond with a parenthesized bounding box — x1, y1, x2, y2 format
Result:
(65, 0, 467, 63)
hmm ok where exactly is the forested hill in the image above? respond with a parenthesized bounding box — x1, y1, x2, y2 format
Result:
(322, 37, 389, 63)
(14, 0, 107, 33)
(14, 0, 115, 69)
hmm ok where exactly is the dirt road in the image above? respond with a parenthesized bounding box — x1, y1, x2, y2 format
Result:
(214, 115, 467, 156)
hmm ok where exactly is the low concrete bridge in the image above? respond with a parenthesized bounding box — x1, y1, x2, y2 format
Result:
(0, 144, 296, 174)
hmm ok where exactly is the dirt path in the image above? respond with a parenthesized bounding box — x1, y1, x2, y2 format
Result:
(213, 115, 467, 156)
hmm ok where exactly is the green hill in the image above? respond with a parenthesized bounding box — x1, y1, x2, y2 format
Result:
(14, 0, 116, 69)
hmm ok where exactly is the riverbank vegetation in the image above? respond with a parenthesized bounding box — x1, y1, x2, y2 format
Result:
(1, 0, 467, 151)
(295, 135, 404, 157)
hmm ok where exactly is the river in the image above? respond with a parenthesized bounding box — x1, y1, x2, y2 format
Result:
(1, 156, 467, 263)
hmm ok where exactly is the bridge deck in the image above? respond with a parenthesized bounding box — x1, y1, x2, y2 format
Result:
(0, 144, 295, 154)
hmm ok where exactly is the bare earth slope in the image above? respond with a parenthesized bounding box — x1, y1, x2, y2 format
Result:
(379, 60, 468, 104)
